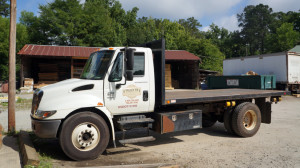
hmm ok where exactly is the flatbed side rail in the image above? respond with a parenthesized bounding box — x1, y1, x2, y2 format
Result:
(165, 89, 288, 105)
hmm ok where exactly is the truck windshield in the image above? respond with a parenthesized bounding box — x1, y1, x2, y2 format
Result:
(80, 50, 115, 80)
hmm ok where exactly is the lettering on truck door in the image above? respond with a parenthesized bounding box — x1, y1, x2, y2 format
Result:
(104, 49, 150, 115)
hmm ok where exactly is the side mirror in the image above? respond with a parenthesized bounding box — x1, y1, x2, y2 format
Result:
(125, 48, 135, 70)
(126, 70, 133, 81)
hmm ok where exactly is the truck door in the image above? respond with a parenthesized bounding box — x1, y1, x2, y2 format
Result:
(104, 49, 151, 115)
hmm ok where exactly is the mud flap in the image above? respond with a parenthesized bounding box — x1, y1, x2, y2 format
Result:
(255, 98, 272, 124)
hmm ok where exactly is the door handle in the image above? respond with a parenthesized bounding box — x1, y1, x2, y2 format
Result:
(143, 91, 148, 101)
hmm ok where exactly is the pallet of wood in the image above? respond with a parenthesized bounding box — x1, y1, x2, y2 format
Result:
(293, 94, 300, 98)
(33, 83, 48, 89)
(165, 64, 174, 90)
(38, 73, 59, 81)
(21, 78, 34, 93)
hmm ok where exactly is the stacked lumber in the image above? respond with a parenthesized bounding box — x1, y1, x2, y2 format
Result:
(34, 81, 57, 89)
(38, 73, 59, 81)
(73, 60, 86, 78)
(165, 64, 174, 90)
(20, 78, 33, 93)
(38, 63, 59, 81)
(73, 67, 84, 78)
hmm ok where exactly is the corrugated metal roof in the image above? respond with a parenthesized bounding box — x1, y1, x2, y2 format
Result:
(289, 45, 300, 54)
(165, 50, 199, 61)
(18, 44, 100, 58)
(18, 44, 200, 60)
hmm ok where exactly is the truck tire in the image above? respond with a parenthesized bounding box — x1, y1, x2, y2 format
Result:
(59, 112, 110, 160)
(202, 114, 217, 128)
(231, 102, 261, 137)
(223, 109, 234, 134)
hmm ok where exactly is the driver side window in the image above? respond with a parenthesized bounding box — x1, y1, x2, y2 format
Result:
(109, 52, 123, 82)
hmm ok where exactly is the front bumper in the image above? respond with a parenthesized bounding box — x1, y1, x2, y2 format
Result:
(31, 117, 61, 138)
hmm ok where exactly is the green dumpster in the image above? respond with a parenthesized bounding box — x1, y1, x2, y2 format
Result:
(207, 75, 276, 90)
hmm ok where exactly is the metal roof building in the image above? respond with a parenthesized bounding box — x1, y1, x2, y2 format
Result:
(18, 45, 200, 89)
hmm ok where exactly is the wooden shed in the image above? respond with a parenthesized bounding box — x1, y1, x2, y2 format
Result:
(18, 45, 200, 89)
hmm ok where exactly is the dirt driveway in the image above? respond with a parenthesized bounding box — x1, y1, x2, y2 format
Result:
(33, 96, 300, 168)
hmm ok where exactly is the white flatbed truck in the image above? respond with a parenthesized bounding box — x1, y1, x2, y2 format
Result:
(31, 39, 287, 160)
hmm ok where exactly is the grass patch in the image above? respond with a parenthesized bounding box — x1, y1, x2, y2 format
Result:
(24, 133, 54, 168)
(0, 98, 32, 110)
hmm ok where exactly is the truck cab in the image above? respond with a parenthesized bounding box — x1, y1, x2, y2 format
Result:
(31, 47, 157, 160)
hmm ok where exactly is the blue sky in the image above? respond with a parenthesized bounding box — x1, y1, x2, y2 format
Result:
(17, 0, 300, 32)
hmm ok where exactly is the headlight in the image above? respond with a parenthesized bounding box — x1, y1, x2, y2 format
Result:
(33, 110, 57, 119)
(31, 89, 43, 115)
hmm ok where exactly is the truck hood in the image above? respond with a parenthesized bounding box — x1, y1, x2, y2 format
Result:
(38, 78, 104, 115)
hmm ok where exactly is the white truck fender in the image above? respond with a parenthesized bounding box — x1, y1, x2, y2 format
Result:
(95, 106, 116, 147)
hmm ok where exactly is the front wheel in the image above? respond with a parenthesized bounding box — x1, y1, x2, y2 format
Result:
(59, 112, 110, 160)
(231, 102, 261, 137)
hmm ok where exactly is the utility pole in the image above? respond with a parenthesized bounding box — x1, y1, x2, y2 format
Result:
(8, 0, 17, 132)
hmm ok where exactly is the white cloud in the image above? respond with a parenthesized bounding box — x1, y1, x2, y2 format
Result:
(201, 15, 240, 32)
(201, 26, 210, 32)
(215, 15, 240, 32)
(119, 0, 241, 20)
(248, 0, 300, 12)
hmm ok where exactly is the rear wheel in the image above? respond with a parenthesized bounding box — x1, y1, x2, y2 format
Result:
(59, 112, 110, 160)
(231, 102, 261, 137)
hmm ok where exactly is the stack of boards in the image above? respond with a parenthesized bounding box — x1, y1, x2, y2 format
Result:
(165, 64, 174, 90)
(20, 78, 34, 93)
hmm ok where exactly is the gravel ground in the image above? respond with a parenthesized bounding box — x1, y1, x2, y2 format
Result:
(27, 95, 300, 168)
(1, 95, 299, 167)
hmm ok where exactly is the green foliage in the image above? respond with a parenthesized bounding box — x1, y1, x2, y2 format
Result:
(276, 23, 300, 51)
(188, 38, 224, 72)
(0, 16, 9, 80)
(0, 0, 9, 17)
(0, 16, 28, 81)
(238, 4, 273, 55)
(12, 0, 300, 74)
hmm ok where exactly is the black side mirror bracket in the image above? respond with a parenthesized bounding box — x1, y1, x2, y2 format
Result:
(125, 48, 135, 81)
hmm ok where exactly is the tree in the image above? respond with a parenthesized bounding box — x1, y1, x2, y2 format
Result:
(276, 23, 300, 51)
(205, 24, 234, 57)
(0, 0, 9, 17)
(0, 16, 28, 80)
(238, 4, 273, 55)
(179, 17, 202, 38)
(19, 11, 46, 44)
(188, 38, 224, 72)
(37, 0, 85, 45)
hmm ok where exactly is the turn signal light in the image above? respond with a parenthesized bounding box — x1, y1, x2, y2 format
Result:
(231, 101, 236, 107)
(226, 101, 236, 107)
(226, 101, 231, 107)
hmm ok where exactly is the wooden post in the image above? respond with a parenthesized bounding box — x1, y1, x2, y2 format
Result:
(71, 58, 74, 78)
(8, 0, 17, 132)
(20, 56, 24, 87)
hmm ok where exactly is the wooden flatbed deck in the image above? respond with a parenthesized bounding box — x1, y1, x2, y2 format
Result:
(165, 89, 287, 104)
